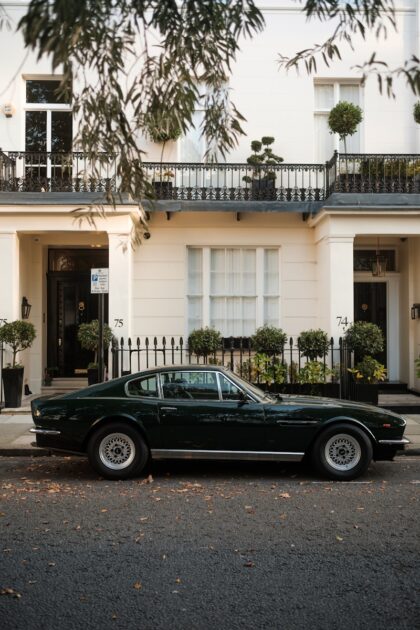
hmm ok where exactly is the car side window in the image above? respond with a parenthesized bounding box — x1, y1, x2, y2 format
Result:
(126, 375, 159, 398)
(219, 374, 244, 401)
(161, 371, 219, 400)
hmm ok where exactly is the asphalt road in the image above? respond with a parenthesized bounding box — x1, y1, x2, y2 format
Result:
(0, 456, 419, 630)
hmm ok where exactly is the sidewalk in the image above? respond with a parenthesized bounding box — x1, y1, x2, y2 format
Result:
(1, 411, 419, 457)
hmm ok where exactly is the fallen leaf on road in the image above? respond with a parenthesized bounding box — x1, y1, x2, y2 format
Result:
(133, 582, 142, 590)
(279, 493, 291, 499)
(0, 588, 21, 598)
(244, 561, 255, 568)
(336, 536, 344, 542)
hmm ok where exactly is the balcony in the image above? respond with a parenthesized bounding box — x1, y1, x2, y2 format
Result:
(1, 150, 419, 202)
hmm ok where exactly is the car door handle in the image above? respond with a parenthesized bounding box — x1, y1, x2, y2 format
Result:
(160, 407, 177, 412)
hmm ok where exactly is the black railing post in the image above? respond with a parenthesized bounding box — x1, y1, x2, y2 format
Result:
(111, 338, 119, 379)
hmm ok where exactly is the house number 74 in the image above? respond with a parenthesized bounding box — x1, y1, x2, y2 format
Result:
(336, 316, 349, 327)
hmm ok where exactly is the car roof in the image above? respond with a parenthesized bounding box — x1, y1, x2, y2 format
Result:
(128, 364, 230, 377)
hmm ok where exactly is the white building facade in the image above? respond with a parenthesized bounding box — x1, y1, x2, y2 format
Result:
(1, 0, 420, 396)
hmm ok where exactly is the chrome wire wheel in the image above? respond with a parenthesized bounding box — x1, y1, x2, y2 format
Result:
(98, 432, 136, 470)
(324, 433, 361, 471)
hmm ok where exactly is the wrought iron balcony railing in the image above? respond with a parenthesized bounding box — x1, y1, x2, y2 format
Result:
(0, 150, 419, 200)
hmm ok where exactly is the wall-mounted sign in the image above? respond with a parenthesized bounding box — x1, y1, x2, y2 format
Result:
(91, 268, 109, 294)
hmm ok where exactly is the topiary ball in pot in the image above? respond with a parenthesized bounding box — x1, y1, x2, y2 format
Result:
(298, 329, 330, 361)
(251, 325, 287, 356)
(188, 327, 222, 357)
(344, 321, 384, 357)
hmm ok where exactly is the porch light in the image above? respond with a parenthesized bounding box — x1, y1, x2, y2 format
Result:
(371, 238, 386, 277)
(21, 296, 32, 320)
(411, 304, 420, 320)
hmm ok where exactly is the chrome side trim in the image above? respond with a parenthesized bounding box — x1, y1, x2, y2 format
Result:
(378, 438, 410, 446)
(150, 449, 304, 462)
(30, 428, 61, 436)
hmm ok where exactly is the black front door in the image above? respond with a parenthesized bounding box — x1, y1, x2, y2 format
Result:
(47, 248, 109, 377)
(354, 282, 387, 366)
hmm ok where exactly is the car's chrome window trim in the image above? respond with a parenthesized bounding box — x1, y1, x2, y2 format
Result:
(124, 374, 161, 400)
(159, 369, 225, 402)
(216, 371, 258, 403)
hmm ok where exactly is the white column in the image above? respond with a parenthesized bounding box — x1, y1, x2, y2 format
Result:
(108, 232, 132, 342)
(0, 232, 20, 323)
(316, 235, 354, 342)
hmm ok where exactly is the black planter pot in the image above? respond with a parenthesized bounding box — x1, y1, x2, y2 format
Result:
(350, 383, 378, 406)
(87, 368, 99, 386)
(251, 178, 276, 200)
(153, 181, 173, 199)
(2, 367, 24, 408)
(257, 383, 340, 398)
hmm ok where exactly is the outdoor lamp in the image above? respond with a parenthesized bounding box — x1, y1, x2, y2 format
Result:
(21, 296, 32, 320)
(411, 304, 420, 320)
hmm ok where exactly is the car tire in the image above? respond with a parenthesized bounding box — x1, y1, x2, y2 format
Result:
(311, 423, 373, 481)
(88, 422, 149, 480)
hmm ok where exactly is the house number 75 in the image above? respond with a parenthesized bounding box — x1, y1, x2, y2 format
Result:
(114, 319, 124, 327)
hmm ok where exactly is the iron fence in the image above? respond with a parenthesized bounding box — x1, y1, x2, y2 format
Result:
(110, 335, 354, 398)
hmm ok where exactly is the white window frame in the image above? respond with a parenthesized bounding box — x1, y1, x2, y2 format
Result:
(314, 80, 364, 161)
(22, 75, 72, 179)
(186, 246, 281, 336)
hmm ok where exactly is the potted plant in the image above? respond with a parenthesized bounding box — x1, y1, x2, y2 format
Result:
(0, 320, 36, 407)
(152, 168, 175, 198)
(345, 321, 385, 404)
(77, 320, 114, 385)
(328, 101, 363, 182)
(188, 327, 222, 361)
(242, 137, 283, 200)
(251, 325, 287, 357)
(348, 356, 387, 405)
(296, 329, 338, 397)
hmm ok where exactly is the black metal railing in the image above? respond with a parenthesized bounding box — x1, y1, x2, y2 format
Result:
(1, 150, 419, 199)
(110, 335, 354, 398)
(333, 153, 420, 194)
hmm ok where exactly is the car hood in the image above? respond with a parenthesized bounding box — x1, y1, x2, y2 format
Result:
(277, 393, 403, 418)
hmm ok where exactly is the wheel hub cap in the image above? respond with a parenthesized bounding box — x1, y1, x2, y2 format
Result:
(99, 433, 136, 470)
(325, 433, 362, 471)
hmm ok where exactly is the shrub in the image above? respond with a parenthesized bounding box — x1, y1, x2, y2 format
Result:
(414, 102, 420, 125)
(242, 137, 283, 183)
(77, 320, 114, 364)
(298, 361, 332, 384)
(348, 356, 387, 384)
(251, 325, 287, 356)
(0, 320, 36, 367)
(252, 353, 288, 385)
(188, 327, 222, 357)
(415, 357, 420, 379)
(344, 321, 384, 357)
(298, 329, 330, 361)
(328, 101, 363, 154)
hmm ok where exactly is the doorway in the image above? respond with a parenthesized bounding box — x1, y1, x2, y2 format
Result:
(354, 282, 387, 367)
(47, 249, 109, 377)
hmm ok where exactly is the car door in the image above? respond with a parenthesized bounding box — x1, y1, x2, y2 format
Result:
(156, 369, 270, 453)
(157, 370, 226, 451)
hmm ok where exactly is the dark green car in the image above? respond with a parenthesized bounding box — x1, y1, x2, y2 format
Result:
(31, 365, 409, 481)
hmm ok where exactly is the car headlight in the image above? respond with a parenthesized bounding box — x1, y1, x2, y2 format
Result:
(33, 409, 42, 418)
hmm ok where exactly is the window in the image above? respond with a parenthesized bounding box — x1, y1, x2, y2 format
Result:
(126, 375, 159, 397)
(188, 247, 280, 335)
(161, 371, 219, 400)
(354, 250, 396, 272)
(314, 82, 362, 162)
(24, 78, 72, 188)
(219, 373, 243, 401)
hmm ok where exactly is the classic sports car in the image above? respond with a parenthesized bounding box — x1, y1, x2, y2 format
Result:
(31, 365, 409, 481)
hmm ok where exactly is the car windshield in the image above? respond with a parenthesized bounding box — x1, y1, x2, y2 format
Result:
(226, 370, 277, 403)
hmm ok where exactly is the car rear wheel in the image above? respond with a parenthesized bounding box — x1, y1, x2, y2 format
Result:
(88, 422, 149, 480)
(312, 423, 373, 481)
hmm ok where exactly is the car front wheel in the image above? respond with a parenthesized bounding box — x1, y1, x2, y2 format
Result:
(88, 422, 149, 480)
(312, 423, 373, 481)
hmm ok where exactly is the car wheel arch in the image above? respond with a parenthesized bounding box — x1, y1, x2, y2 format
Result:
(83, 414, 149, 452)
(307, 416, 377, 454)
